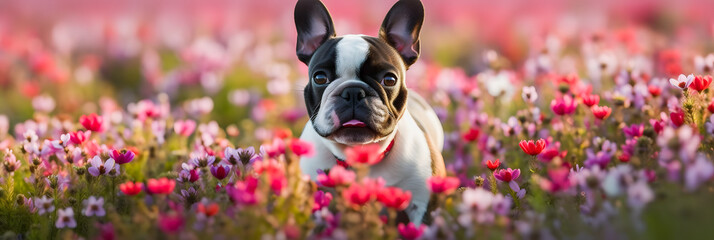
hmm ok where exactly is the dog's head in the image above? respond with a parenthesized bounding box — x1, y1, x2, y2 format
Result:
(294, 0, 424, 145)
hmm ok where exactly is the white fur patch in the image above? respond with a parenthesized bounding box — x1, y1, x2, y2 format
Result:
(335, 35, 369, 79)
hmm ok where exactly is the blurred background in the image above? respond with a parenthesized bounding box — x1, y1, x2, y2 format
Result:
(2, 0, 714, 141)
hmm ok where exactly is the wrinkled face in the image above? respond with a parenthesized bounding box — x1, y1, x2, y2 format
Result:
(305, 35, 408, 145)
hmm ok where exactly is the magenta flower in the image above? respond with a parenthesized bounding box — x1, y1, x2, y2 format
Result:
(313, 190, 333, 212)
(111, 149, 135, 165)
(550, 95, 577, 115)
(210, 164, 231, 180)
(398, 222, 426, 240)
(494, 168, 521, 182)
(623, 124, 644, 138)
(88, 156, 115, 177)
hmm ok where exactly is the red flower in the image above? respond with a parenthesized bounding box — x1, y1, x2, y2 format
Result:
(342, 183, 372, 209)
(289, 138, 314, 157)
(648, 85, 662, 97)
(486, 159, 500, 171)
(550, 96, 578, 115)
(591, 105, 612, 120)
(398, 223, 426, 240)
(345, 144, 383, 166)
(69, 130, 90, 145)
(689, 75, 712, 92)
(708, 99, 714, 113)
(158, 212, 184, 233)
(274, 128, 293, 139)
(377, 187, 412, 211)
(670, 110, 685, 127)
(519, 139, 546, 156)
(462, 128, 480, 142)
(119, 181, 143, 196)
(312, 191, 333, 212)
(197, 202, 219, 217)
(147, 178, 176, 195)
(79, 113, 104, 132)
(581, 94, 600, 107)
(426, 176, 460, 194)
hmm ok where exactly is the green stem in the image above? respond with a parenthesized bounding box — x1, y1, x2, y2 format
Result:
(489, 174, 498, 195)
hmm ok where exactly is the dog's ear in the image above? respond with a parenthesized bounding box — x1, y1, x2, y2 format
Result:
(379, 0, 424, 67)
(294, 0, 336, 65)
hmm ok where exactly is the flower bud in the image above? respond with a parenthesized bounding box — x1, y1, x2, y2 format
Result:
(474, 176, 485, 187)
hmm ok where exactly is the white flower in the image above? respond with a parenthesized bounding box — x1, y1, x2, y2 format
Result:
(55, 207, 76, 228)
(82, 196, 106, 217)
(669, 74, 694, 90)
(521, 86, 538, 103)
(34, 196, 54, 215)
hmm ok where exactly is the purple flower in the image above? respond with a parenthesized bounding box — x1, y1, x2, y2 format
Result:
(210, 164, 231, 180)
(585, 149, 611, 169)
(34, 196, 54, 215)
(55, 207, 76, 229)
(111, 149, 135, 164)
(88, 156, 116, 177)
(189, 153, 215, 168)
(82, 196, 105, 217)
(685, 154, 714, 192)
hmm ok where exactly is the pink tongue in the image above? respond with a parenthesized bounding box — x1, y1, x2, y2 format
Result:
(342, 119, 366, 127)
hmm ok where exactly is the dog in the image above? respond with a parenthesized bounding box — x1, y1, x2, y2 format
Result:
(294, 0, 445, 224)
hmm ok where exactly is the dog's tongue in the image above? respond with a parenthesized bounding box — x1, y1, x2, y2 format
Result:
(342, 119, 366, 127)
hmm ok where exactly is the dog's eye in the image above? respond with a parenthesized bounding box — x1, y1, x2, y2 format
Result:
(313, 71, 329, 85)
(382, 73, 397, 86)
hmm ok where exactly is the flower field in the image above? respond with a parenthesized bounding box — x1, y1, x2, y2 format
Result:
(2, 0, 714, 239)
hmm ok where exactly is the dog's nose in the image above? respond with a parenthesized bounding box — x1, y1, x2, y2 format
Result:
(340, 87, 366, 103)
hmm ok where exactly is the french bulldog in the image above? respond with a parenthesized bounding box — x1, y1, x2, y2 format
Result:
(294, 0, 445, 224)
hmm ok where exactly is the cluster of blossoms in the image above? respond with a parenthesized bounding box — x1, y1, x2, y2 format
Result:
(3, 1, 714, 239)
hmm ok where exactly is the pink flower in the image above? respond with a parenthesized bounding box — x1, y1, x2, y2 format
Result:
(494, 168, 521, 182)
(173, 120, 196, 137)
(69, 130, 90, 145)
(377, 187, 412, 210)
(538, 168, 571, 193)
(316, 166, 356, 187)
(288, 138, 314, 157)
(147, 178, 176, 195)
(210, 164, 231, 180)
(261, 138, 285, 158)
(550, 95, 578, 115)
(79, 113, 104, 132)
(398, 223, 425, 240)
(342, 183, 372, 209)
(426, 176, 460, 194)
(591, 105, 612, 120)
(345, 144, 383, 166)
(581, 94, 600, 107)
(269, 174, 287, 195)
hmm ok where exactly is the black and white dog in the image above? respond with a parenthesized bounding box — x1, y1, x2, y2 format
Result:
(294, 0, 445, 223)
